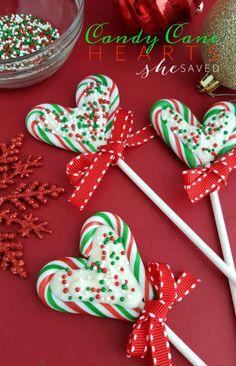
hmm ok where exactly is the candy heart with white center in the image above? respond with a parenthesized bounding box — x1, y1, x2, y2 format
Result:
(37, 212, 154, 321)
(150, 99, 236, 168)
(26, 75, 120, 153)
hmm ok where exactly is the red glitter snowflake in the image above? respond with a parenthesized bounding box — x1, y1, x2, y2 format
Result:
(0, 181, 65, 210)
(0, 134, 24, 172)
(0, 233, 28, 279)
(0, 155, 42, 189)
(0, 133, 65, 279)
(0, 210, 52, 239)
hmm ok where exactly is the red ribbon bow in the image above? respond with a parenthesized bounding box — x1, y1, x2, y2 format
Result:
(66, 108, 155, 209)
(182, 148, 236, 203)
(127, 263, 200, 366)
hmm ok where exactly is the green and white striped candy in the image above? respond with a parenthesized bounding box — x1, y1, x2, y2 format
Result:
(150, 99, 236, 168)
(26, 75, 120, 153)
(37, 212, 155, 321)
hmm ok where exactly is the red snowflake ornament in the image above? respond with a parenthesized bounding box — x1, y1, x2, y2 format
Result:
(0, 181, 65, 210)
(0, 134, 24, 172)
(0, 233, 28, 279)
(0, 209, 52, 239)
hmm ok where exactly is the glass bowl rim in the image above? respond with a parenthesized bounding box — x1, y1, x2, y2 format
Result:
(0, 0, 84, 65)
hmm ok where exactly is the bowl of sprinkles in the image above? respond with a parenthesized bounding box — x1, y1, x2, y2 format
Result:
(0, 0, 84, 88)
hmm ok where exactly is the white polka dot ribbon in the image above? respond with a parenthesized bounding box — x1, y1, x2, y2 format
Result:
(126, 263, 200, 366)
(183, 147, 236, 203)
(66, 108, 155, 210)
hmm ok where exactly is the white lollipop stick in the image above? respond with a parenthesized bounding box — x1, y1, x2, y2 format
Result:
(166, 326, 207, 366)
(117, 158, 236, 284)
(210, 191, 236, 313)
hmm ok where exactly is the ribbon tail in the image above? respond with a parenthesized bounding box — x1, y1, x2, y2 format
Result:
(126, 124, 156, 147)
(126, 319, 149, 359)
(67, 153, 113, 210)
(149, 320, 172, 366)
(176, 273, 200, 302)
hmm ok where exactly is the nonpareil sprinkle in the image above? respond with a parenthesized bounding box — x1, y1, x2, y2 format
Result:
(0, 14, 60, 60)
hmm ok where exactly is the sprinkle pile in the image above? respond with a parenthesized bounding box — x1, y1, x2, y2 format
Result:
(0, 14, 60, 60)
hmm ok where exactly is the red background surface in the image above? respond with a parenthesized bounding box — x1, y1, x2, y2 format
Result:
(0, 1, 235, 365)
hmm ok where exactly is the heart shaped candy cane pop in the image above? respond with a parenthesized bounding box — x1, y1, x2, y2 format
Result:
(37, 212, 154, 321)
(150, 99, 236, 168)
(26, 75, 120, 153)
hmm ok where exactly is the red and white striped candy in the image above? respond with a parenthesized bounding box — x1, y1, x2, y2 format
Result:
(37, 212, 155, 321)
(150, 99, 236, 168)
(26, 75, 120, 153)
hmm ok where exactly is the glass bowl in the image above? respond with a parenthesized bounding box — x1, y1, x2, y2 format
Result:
(0, 0, 84, 88)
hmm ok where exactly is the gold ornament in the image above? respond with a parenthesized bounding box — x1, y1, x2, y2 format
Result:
(199, 0, 236, 93)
